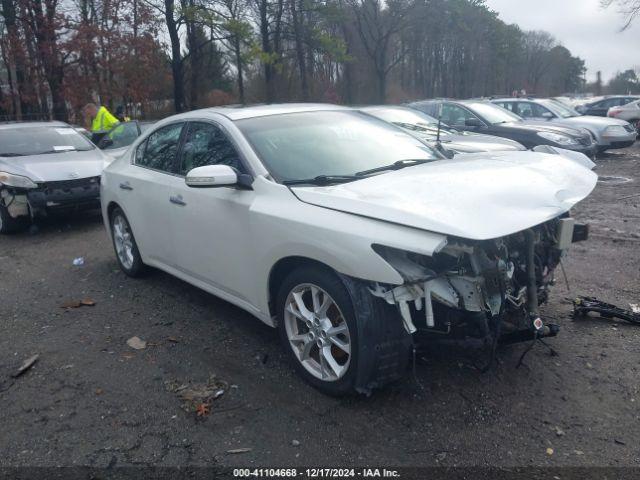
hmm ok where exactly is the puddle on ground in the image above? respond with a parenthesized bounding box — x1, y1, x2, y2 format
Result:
(598, 176, 633, 185)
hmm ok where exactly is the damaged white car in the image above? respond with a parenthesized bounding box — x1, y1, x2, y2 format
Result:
(0, 122, 109, 233)
(100, 104, 597, 395)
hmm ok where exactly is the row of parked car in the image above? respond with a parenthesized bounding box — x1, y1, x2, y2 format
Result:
(0, 101, 608, 394)
(1, 97, 636, 235)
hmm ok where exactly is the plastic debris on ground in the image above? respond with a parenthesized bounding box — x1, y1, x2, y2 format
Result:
(573, 296, 640, 326)
(12, 354, 39, 378)
(72, 257, 85, 266)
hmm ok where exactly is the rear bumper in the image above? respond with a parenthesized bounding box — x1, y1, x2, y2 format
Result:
(27, 177, 101, 217)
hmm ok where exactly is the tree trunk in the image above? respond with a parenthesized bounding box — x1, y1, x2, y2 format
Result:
(165, 0, 185, 112)
(289, 0, 308, 100)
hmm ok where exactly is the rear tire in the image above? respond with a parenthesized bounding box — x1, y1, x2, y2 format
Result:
(109, 207, 147, 277)
(276, 266, 412, 396)
(0, 203, 29, 234)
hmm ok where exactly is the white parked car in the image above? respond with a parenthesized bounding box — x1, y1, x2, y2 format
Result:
(100, 104, 597, 395)
(0, 122, 110, 233)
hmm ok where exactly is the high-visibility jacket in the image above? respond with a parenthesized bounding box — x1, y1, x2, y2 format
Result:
(91, 106, 120, 132)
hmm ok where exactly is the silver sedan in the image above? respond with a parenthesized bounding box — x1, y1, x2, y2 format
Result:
(608, 100, 640, 133)
(493, 98, 637, 153)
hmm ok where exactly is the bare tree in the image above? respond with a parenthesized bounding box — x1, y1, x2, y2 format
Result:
(602, 0, 640, 30)
(348, 0, 408, 102)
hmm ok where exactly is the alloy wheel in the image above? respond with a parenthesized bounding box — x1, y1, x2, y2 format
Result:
(112, 214, 135, 270)
(283, 283, 351, 381)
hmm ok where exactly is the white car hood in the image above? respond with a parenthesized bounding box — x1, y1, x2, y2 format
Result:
(0, 149, 106, 182)
(292, 151, 597, 240)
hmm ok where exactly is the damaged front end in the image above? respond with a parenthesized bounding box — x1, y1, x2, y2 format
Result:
(0, 176, 101, 223)
(370, 216, 587, 353)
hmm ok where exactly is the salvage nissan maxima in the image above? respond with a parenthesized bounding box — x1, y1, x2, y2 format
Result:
(101, 104, 597, 395)
(0, 122, 110, 233)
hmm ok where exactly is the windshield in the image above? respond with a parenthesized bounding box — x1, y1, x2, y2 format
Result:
(364, 108, 458, 135)
(0, 126, 95, 156)
(236, 111, 440, 183)
(467, 102, 522, 124)
(539, 99, 579, 118)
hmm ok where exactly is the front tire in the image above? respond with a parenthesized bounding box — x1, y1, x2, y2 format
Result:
(276, 266, 412, 396)
(110, 207, 146, 277)
(277, 267, 358, 396)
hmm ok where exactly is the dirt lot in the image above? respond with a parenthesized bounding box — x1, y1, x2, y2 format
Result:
(1, 144, 639, 473)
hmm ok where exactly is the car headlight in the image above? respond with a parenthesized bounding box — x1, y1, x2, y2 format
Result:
(0, 171, 38, 189)
(603, 125, 627, 136)
(537, 132, 579, 145)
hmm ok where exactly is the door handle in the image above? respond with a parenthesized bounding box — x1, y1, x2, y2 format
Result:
(169, 195, 186, 206)
(119, 182, 133, 191)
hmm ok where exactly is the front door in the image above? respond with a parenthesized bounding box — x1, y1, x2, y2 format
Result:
(169, 121, 257, 304)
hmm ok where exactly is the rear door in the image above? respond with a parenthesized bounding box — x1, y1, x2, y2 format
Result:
(117, 122, 186, 267)
(169, 121, 257, 303)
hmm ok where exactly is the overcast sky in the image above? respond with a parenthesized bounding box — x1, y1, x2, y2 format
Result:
(484, 0, 640, 82)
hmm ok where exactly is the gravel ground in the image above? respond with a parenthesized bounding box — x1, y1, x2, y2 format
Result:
(0, 144, 639, 472)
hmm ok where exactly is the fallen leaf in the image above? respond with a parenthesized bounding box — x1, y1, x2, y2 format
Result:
(126, 336, 146, 350)
(95, 388, 104, 395)
(60, 299, 96, 309)
(195, 402, 211, 417)
(12, 354, 39, 378)
(546, 448, 554, 456)
(167, 337, 179, 343)
(555, 427, 565, 437)
(614, 439, 626, 446)
(121, 352, 136, 360)
(227, 448, 252, 454)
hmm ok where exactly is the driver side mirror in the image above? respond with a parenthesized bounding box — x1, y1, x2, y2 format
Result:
(185, 164, 253, 189)
(465, 118, 483, 128)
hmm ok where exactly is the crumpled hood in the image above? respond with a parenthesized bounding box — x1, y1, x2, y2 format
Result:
(0, 149, 106, 182)
(292, 151, 597, 240)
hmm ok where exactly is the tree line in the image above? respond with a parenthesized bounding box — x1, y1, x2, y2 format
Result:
(0, 0, 606, 122)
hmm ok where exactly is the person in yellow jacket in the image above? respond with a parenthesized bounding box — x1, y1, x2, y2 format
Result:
(83, 103, 120, 134)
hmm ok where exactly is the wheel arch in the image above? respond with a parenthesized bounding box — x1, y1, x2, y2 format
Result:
(106, 201, 121, 221)
(267, 256, 339, 318)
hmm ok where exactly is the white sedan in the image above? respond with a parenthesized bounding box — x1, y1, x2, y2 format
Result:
(101, 104, 597, 395)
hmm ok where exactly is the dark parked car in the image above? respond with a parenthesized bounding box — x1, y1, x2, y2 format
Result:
(361, 106, 526, 155)
(575, 96, 640, 117)
(408, 100, 596, 156)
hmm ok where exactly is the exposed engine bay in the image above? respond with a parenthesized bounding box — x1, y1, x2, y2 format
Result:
(370, 215, 589, 354)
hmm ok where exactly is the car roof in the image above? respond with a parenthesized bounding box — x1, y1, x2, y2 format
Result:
(0, 121, 69, 130)
(175, 103, 350, 121)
